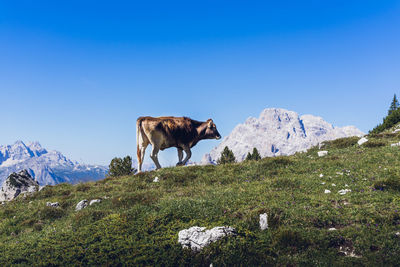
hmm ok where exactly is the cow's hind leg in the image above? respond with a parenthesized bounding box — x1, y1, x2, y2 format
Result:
(137, 142, 148, 173)
(176, 148, 184, 166)
(181, 147, 192, 165)
(150, 145, 162, 170)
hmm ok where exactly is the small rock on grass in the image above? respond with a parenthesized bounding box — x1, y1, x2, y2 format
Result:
(338, 189, 351, 195)
(259, 213, 268, 230)
(178, 226, 235, 251)
(324, 189, 331, 194)
(46, 202, 59, 207)
(318, 151, 328, 157)
(75, 199, 88, 211)
(89, 199, 101, 205)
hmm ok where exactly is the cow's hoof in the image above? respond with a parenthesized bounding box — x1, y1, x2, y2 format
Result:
(176, 162, 183, 166)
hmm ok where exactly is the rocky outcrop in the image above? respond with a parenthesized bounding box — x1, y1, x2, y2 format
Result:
(178, 226, 236, 251)
(0, 170, 39, 201)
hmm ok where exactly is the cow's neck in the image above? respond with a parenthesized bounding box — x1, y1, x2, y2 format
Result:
(196, 122, 208, 140)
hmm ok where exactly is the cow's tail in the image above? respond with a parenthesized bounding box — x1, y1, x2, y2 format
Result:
(136, 118, 143, 172)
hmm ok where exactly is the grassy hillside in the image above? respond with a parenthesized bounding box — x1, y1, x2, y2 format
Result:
(1, 132, 400, 266)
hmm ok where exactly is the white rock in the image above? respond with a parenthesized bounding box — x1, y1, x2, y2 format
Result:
(321, 182, 326, 185)
(393, 129, 400, 133)
(89, 199, 101, 205)
(319, 174, 324, 178)
(153, 176, 159, 183)
(332, 184, 336, 187)
(345, 184, 349, 187)
(324, 189, 331, 194)
(338, 189, 351, 195)
(357, 137, 368, 146)
(0, 170, 39, 201)
(336, 172, 343, 175)
(328, 228, 337, 231)
(178, 226, 235, 251)
(46, 202, 59, 207)
(75, 199, 88, 211)
(391, 142, 400, 147)
(259, 213, 268, 230)
(318, 151, 328, 157)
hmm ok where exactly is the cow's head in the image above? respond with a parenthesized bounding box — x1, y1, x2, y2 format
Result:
(205, 119, 221, 140)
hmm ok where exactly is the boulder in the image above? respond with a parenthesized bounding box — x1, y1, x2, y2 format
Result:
(0, 170, 39, 201)
(178, 226, 235, 251)
(259, 213, 268, 230)
(75, 199, 88, 211)
(357, 137, 368, 146)
(318, 151, 328, 157)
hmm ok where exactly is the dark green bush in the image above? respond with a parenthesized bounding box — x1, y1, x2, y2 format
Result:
(274, 228, 311, 249)
(374, 176, 400, 191)
(321, 136, 359, 149)
(37, 206, 66, 220)
(364, 140, 386, 148)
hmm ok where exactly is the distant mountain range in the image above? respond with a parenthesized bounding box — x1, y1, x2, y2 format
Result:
(202, 108, 364, 163)
(0, 141, 108, 185)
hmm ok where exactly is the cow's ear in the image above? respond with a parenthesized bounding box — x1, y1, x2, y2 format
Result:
(208, 119, 213, 128)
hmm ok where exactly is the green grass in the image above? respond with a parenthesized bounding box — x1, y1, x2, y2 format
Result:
(2, 132, 400, 266)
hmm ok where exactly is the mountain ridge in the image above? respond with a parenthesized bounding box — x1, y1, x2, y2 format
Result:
(0, 141, 107, 186)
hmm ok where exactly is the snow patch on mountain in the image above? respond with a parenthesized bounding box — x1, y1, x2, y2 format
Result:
(0, 141, 107, 186)
(203, 108, 364, 163)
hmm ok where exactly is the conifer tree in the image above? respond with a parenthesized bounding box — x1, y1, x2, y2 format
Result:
(217, 146, 236, 164)
(251, 147, 261, 161)
(108, 156, 136, 177)
(245, 147, 262, 161)
(388, 94, 399, 115)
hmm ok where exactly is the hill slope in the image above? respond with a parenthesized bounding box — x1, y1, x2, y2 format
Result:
(1, 132, 400, 265)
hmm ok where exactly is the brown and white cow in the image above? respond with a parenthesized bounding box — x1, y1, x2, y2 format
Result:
(136, 116, 221, 172)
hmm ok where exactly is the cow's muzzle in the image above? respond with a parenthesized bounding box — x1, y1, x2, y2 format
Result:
(216, 135, 221, 140)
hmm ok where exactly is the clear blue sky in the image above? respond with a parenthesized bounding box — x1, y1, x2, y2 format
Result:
(1, 1, 399, 166)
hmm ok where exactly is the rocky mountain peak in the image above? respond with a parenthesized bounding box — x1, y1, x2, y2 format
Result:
(203, 108, 364, 163)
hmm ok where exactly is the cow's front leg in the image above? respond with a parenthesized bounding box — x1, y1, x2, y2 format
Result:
(150, 145, 162, 169)
(176, 148, 184, 166)
(181, 147, 192, 165)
